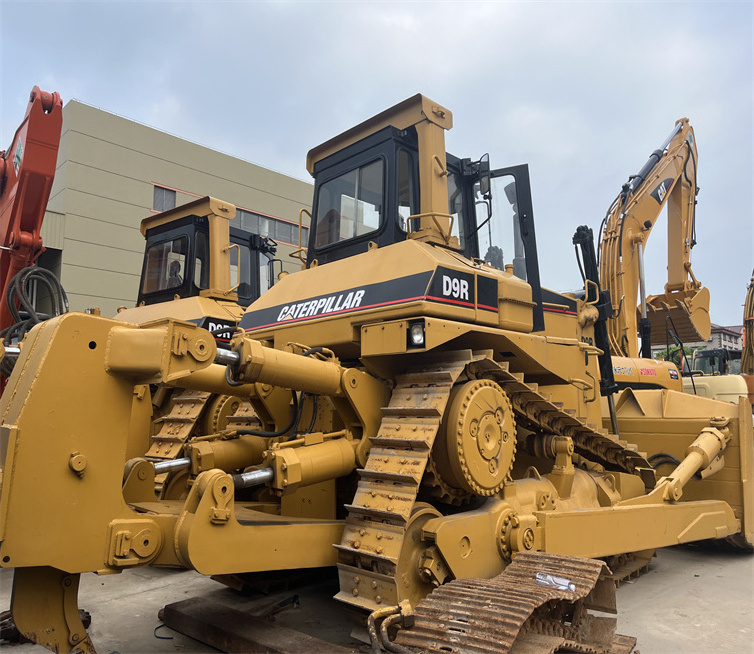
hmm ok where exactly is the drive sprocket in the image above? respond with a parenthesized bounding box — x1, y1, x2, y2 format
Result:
(432, 379, 516, 497)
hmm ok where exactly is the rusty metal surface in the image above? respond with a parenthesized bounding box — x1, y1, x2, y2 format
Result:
(603, 550, 655, 586)
(393, 552, 635, 654)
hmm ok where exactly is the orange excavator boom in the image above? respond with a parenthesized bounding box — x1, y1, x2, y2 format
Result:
(0, 86, 63, 333)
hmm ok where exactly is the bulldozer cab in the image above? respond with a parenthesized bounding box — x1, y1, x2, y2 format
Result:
(305, 121, 545, 330)
(137, 197, 277, 308)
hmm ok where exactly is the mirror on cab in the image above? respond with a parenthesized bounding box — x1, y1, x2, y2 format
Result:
(478, 153, 491, 200)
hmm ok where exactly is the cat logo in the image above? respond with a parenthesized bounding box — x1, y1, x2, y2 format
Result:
(650, 177, 675, 205)
(277, 289, 366, 322)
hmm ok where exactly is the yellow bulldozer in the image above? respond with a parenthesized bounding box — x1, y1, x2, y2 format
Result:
(113, 196, 280, 492)
(0, 95, 751, 654)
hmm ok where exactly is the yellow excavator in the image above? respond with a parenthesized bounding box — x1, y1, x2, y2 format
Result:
(1, 95, 751, 654)
(598, 122, 752, 411)
(599, 118, 710, 360)
(597, 118, 750, 408)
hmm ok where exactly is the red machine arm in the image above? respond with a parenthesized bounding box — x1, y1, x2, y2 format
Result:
(0, 86, 63, 333)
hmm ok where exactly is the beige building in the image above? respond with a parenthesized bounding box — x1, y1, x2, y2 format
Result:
(40, 100, 312, 317)
(650, 322, 744, 359)
(706, 323, 743, 351)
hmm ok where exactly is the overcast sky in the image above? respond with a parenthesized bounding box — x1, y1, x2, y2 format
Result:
(1, 1, 751, 327)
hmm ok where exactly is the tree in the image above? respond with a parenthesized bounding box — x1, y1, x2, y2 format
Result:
(655, 345, 694, 368)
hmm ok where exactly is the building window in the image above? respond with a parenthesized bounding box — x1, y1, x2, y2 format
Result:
(238, 209, 259, 233)
(237, 208, 308, 246)
(153, 186, 176, 212)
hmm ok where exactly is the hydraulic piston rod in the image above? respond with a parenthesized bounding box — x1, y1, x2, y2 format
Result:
(214, 348, 239, 367)
(657, 422, 730, 501)
(0, 344, 20, 360)
(233, 467, 275, 489)
(153, 457, 191, 474)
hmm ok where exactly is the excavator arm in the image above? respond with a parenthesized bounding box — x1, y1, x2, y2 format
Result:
(0, 87, 63, 334)
(599, 118, 710, 358)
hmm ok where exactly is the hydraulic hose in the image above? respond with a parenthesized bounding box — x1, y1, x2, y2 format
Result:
(1, 266, 68, 376)
(236, 390, 299, 438)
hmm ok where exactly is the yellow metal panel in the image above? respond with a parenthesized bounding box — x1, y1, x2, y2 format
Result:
(0, 316, 140, 572)
(307, 94, 452, 174)
(538, 501, 738, 556)
(115, 296, 243, 325)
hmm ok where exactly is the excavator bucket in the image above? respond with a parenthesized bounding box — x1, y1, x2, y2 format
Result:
(645, 286, 711, 346)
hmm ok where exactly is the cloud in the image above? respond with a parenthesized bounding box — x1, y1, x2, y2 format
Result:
(1, 0, 751, 324)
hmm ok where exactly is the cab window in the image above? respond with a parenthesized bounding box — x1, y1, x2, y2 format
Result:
(141, 236, 188, 294)
(447, 171, 466, 249)
(315, 159, 383, 248)
(403, 166, 465, 248)
(194, 231, 209, 290)
(230, 245, 252, 298)
(397, 149, 417, 232)
(478, 174, 526, 277)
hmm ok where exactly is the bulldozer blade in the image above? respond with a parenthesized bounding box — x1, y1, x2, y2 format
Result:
(646, 286, 711, 346)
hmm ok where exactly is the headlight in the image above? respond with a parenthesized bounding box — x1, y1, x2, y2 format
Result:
(409, 321, 425, 347)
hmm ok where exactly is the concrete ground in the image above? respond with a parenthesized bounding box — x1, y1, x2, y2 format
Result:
(1, 544, 752, 654)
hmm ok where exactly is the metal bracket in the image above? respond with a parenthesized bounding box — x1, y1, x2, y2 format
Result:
(106, 519, 162, 567)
